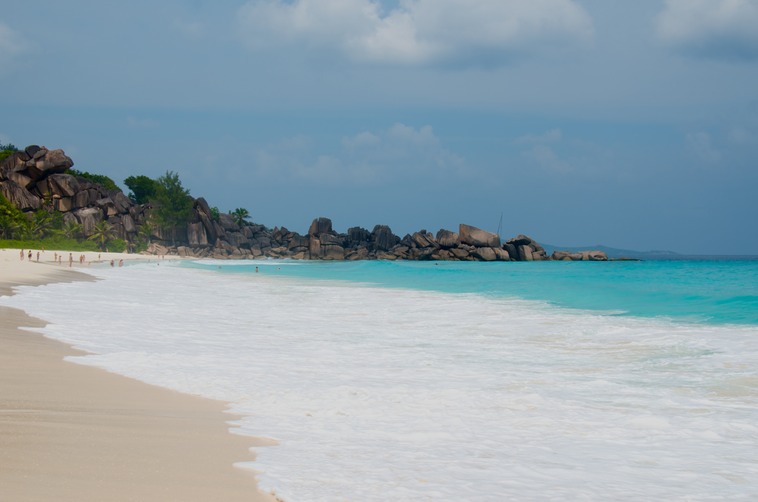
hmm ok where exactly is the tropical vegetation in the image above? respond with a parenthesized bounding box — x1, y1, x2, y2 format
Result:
(0, 142, 18, 162)
(69, 169, 120, 192)
(230, 207, 251, 227)
(124, 175, 158, 204)
(1, 150, 253, 252)
(149, 170, 194, 245)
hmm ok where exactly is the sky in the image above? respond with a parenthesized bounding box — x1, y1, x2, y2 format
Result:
(2, 0, 757, 255)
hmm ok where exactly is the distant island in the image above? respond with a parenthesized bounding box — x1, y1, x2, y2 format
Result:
(1, 144, 612, 262)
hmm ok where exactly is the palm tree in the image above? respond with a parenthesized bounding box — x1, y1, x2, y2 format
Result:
(29, 210, 53, 239)
(60, 220, 84, 240)
(0, 218, 26, 240)
(131, 222, 153, 252)
(88, 220, 115, 251)
(230, 207, 250, 227)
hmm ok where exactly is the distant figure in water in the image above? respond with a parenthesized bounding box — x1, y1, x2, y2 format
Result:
(110, 259, 115, 267)
(118, 259, 123, 267)
(255, 266, 259, 273)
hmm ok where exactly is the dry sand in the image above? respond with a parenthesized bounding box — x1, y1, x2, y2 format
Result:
(0, 248, 280, 502)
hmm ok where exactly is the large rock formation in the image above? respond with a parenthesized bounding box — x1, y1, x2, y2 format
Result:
(1, 144, 609, 262)
(506, 234, 548, 261)
(1, 146, 144, 244)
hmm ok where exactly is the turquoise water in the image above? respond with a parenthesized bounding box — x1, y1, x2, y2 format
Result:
(189, 259, 758, 325)
(6, 259, 758, 500)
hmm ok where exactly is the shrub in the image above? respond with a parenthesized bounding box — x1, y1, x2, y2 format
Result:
(107, 238, 128, 253)
(124, 175, 158, 204)
(0, 142, 19, 162)
(69, 169, 121, 192)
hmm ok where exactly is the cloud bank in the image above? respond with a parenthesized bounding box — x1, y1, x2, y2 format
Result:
(656, 0, 758, 61)
(252, 123, 465, 185)
(236, 0, 593, 66)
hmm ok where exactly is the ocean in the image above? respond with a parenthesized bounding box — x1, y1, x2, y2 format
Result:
(3, 258, 758, 501)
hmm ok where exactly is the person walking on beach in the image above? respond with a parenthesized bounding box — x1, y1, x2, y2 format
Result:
(28, 250, 32, 261)
(20, 249, 24, 261)
(68, 253, 73, 267)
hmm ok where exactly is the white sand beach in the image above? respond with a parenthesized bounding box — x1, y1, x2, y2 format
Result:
(0, 248, 279, 502)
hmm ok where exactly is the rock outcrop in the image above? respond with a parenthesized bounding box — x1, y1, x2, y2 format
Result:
(550, 249, 608, 261)
(1, 144, 609, 262)
(1, 146, 147, 245)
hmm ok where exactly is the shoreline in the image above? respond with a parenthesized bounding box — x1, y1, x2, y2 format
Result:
(0, 248, 279, 502)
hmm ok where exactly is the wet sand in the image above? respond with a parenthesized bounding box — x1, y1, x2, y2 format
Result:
(0, 249, 279, 501)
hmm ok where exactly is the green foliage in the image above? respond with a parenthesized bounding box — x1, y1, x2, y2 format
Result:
(0, 193, 29, 239)
(124, 175, 158, 204)
(150, 170, 193, 245)
(28, 211, 48, 239)
(59, 220, 84, 240)
(230, 207, 251, 227)
(131, 223, 153, 252)
(0, 142, 18, 163)
(210, 206, 220, 221)
(107, 238, 127, 253)
(0, 237, 99, 252)
(88, 220, 115, 251)
(122, 221, 152, 253)
(69, 169, 120, 192)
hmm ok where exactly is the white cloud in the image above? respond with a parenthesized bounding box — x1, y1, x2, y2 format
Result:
(252, 123, 466, 185)
(686, 132, 722, 163)
(515, 128, 573, 173)
(524, 144, 571, 173)
(236, 0, 593, 66)
(656, 0, 758, 60)
(342, 131, 381, 150)
(0, 23, 28, 73)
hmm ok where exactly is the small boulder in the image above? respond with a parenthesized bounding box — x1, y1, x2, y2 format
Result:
(436, 229, 459, 249)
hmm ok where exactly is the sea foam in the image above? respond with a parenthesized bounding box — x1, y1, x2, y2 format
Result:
(3, 260, 758, 501)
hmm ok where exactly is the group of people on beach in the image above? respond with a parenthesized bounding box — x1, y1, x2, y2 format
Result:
(19, 249, 39, 262)
(19, 249, 122, 267)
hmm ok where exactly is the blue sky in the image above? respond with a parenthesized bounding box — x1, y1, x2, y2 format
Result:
(2, 0, 757, 254)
